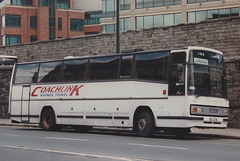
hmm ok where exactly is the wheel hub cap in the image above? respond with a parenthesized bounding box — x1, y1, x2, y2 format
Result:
(138, 118, 148, 131)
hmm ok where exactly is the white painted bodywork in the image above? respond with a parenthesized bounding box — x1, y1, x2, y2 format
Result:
(10, 81, 168, 127)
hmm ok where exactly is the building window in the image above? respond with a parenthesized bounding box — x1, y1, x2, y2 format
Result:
(11, 0, 33, 6)
(188, 0, 221, 4)
(85, 18, 100, 25)
(57, 0, 70, 9)
(120, 17, 130, 31)
(136, 0, 181, 9)
(39, 0, 56, 6)
(5, 15, 21, 28)
(5, 35, 21, 45)
(30, 16, 37, 29)
(188, 8, 239, 22)
(103, 18, 130, 33)
(102, 24, 116, 33)
(102, 0, 130, 18)
(58, 18, 62, 30)
(136, 13, 181, 29)
(102, 0, 116, 18)
(49, 7, 56, 40)
(85, 11, 102, 25)
(70, 19, 84, 31)
(30, 36, 37, 42)
(120, 0, 130, 10)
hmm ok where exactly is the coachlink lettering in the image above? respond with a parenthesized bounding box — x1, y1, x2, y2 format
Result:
(31, 85, 84, 97)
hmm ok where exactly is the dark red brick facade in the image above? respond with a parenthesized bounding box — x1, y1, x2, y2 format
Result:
(85, 25, 102, 35)
(0, 0, 90, 45)
(57, 9, 85, 38)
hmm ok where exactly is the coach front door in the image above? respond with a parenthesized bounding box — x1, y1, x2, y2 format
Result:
(169, 52, 186, 96)
(21, 85, 31, 122)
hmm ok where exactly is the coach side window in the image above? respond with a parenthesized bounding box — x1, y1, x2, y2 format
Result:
(63, 59, 87, 81)
(88, 56, 120, 80)
(134, 52, 169, 81)
(119, 55, 133, 79)
(14, 63, 39, 84)
(38, 61, 62, 83)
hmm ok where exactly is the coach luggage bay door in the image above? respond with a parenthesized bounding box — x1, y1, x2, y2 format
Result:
(21, 85, 31, 122)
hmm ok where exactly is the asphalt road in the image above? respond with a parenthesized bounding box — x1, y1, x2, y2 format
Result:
(0, 126, 240, 161)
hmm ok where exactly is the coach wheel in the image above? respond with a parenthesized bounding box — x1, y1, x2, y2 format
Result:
(136, 111, 155, 137)
(41, 109, 57, 131)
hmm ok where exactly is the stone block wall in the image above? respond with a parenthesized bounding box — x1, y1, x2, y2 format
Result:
(0, 17, 240, 127)
(0, 67, 12, 118)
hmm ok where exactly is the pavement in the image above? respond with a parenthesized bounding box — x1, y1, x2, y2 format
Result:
(0, 118, 240, 139)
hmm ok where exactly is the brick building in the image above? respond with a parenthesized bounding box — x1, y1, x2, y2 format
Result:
(84, 10, 102, 35)
(74, 0, 102, 36)
(0, 0, 97, 46)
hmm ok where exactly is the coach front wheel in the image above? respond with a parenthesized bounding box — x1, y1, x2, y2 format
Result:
(135, 111, 155, 137)
(40, 109, 58, 131)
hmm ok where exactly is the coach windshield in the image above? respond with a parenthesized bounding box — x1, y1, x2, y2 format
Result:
(187, 50, 227, 98)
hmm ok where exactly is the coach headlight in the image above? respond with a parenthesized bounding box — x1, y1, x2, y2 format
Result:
(191, 106, 203, 114)
(223, 109, 230, 116)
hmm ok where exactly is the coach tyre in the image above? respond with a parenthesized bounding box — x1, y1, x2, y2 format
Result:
(136, 111, 155, 137)
(41, 109, 57, 131)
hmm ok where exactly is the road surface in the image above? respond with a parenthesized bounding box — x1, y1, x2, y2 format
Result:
(0, 126, 239, 161)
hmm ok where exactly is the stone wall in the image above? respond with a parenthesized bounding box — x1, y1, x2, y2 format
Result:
(0, 17, 240, 62)
(0, 17, 240, 126)
(0, 67, 12, 118)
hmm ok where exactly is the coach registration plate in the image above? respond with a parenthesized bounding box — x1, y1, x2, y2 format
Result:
(204, 117, 223, 123)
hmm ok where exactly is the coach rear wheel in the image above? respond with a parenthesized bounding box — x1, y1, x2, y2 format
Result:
(40, 109, 58, 131)
(136, 111, 155, 137)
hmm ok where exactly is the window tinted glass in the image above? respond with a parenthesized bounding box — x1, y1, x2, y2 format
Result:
(58, 18, 62, 30)
(190, 50, 224, 68)
(164, 14, 174, 26)
(144, 16, 153, 28)
(30, 16, 37, 29)
(88, 56, 120, 80)
(63, 59, 87, 81)
(170, 52, 186, 82)
(57, 0, 70, 9)
(70, 19, 84, 31)
(134, 52, 169, 81)
(154, 15, 163, 27)
(14, 64, 39, 84)
(120, 55, 133, 78)
(6, 35, 21, 45)
(30, 36, 37, 42)
(6, 15, 21, 27)
(38, 61, 62, 83)
(169, 52, 186, 95)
